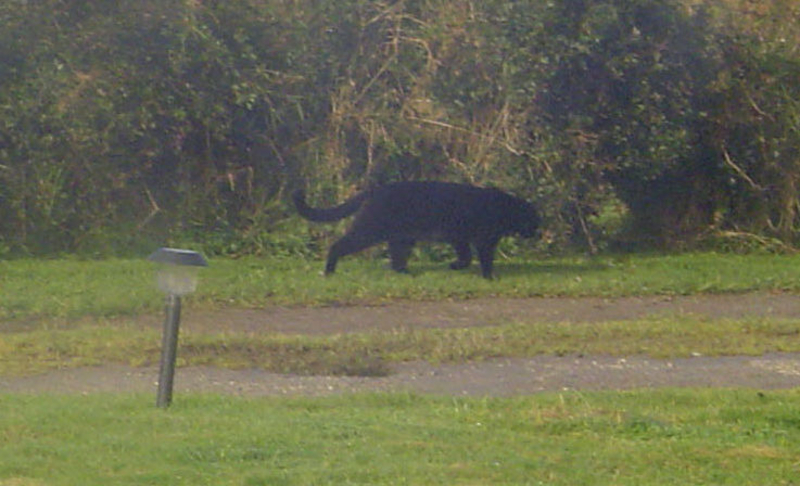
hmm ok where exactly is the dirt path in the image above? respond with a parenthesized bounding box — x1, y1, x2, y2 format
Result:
(3, 354, 799, 397)
(3, 292, 800, 396)
(177, 292, 800, 335)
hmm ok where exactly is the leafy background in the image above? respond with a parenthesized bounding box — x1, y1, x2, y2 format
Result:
(1, 0, 798, 256)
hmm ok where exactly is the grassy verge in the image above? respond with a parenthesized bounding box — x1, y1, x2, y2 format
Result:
(2, 390, 799, 485)
(2, 252, 800, 321)
(3, 316, 800, 377)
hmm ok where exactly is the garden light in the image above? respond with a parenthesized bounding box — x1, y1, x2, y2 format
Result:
(148, 247, 208, 408)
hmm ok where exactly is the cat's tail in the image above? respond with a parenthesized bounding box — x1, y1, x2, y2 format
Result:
(292, 188, 370, 222)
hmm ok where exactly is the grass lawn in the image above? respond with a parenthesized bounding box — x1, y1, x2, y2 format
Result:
(2, 251, 800, 321)
(2, 252, 800, 484)
(2, 252, 800, 376)
(2, 390, 799, 485)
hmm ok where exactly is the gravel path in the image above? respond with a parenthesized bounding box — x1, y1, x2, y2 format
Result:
(2, 353, 800, 397)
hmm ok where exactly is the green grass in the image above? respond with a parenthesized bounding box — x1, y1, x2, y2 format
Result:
(3, 251, 800, 377)
(3, 253, 800, 484)
(2, 315, 800, 377)
(1, 390, 799, 485)
(2, 252, 800, 321)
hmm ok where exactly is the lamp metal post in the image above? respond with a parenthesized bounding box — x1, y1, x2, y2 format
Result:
(148, 248, 207, 408)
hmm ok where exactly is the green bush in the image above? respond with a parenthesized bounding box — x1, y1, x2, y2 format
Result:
(1, 0, 798, 255)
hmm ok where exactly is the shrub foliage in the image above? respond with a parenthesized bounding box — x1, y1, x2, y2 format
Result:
(0, 0, 798, 255)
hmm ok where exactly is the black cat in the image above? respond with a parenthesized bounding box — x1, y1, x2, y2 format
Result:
(293, 181, 540, 279)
